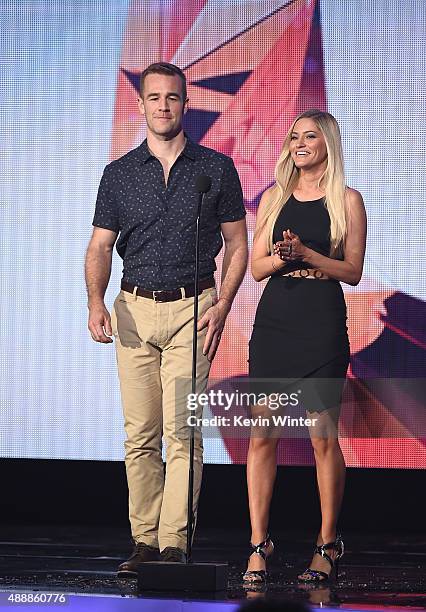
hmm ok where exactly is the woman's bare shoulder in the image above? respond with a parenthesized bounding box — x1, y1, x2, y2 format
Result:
(257, 185, 276, 211)
(345, 186, 367, 225)
(345, 186, 364, 204)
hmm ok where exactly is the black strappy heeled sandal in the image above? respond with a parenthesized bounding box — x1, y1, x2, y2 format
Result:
(242, 534, 274, 585)
(298, 534, 344, 582)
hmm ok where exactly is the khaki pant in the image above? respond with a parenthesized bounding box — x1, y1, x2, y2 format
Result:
(111, 286, 215, 551)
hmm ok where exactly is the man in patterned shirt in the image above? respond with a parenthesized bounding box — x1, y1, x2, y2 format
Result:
(85, 62, 247, 573)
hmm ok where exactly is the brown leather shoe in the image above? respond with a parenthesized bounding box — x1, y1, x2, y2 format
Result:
(117, 542, 160, 576)
(160, 546, 186, 563)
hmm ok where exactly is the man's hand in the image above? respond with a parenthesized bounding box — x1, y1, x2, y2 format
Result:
(88, 301, 113, 343)
(197, 299, 231, 362)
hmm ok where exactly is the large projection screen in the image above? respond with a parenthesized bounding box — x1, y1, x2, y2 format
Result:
(1, 0, 425, 467)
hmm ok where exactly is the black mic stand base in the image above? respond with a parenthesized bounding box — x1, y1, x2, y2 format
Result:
(137, 561, 228, 592)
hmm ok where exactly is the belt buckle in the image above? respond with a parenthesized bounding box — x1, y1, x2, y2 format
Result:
(152, 290, 164, 302)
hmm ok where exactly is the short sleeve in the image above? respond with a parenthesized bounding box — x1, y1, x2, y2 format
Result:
(92, 166, 120, 233)
(217, 157, 246, 223)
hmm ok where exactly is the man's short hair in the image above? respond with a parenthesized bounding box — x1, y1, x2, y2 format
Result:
(139, 62, 187, 101)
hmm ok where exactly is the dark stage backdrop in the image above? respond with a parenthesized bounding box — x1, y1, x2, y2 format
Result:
(1, 0, 425, 468)
(1, 460, 424, 534)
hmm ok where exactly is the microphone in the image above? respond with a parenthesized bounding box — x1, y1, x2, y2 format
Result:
(195, 174, 212, 194)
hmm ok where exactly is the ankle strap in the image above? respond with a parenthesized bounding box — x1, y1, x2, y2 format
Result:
(314, 543, 334, 568)
(249, 535, 270, 560)
(314, 535, 343, 568)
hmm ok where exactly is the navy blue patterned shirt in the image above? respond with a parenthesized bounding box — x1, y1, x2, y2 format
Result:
(92, 137, 246, 290)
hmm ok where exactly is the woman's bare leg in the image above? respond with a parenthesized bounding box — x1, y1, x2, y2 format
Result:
(245, 434, 279, 573)
(299, 408, 345, 579)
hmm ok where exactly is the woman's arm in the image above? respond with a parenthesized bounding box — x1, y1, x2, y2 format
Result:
(303, 188, 367, 285)
(251, 189, 286, 282)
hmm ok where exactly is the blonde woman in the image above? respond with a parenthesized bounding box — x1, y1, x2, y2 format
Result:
(243, 110, 367, 584)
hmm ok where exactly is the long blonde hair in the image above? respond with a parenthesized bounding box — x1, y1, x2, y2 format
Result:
(256, 109, 347, 257)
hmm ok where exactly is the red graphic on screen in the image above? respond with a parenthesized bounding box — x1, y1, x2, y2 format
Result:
(110, 0, 426, 468)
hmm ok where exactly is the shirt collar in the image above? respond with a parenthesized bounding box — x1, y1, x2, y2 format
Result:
(135, 133, 197, 164)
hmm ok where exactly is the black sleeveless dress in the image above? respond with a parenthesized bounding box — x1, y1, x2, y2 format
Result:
(249, 194, 350, 413)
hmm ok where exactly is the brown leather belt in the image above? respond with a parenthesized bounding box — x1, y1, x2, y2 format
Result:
(121, 277, 215, 302)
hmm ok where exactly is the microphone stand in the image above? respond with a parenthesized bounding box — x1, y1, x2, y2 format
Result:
(186, 187, 203, 562)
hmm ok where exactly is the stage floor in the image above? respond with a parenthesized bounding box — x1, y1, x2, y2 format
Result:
(0, 525, 424, 611)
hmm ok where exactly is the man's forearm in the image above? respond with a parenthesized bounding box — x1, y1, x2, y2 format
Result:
(85, 244, 113, 306)
(219, 241, 248, 305)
